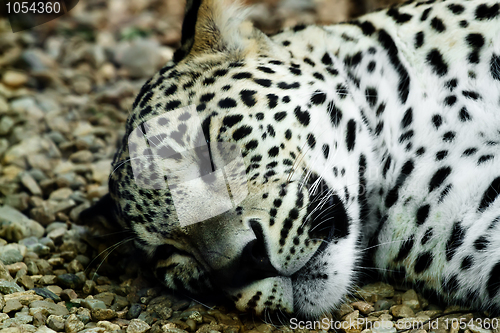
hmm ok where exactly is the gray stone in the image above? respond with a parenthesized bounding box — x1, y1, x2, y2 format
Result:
(57, 274, 83, 290)
(0, 205, 45, 241)
(20, 172, 42, 196)
(390, 305, 415, 318)
(0, 280, 24, 294)
(4, 290, 43, 305)
(35, 325, 58, 333)
(69, 151, 93, 164)
(114, 39, 161, 78)
(46, 315, 65, 332)
(0, 116, 15, 135)
(3, 193, 30, 211)
(64, 314, 84, 333)
(402, 289, 421, 311)
(48, 188, 73, 201)
(29, 301, 68, 316)
(81, 299, 106, 311)
(126, 319, 150, 333)
(127, 304, 142, 319)
(46, 228, 66, 243)
(0, 261, 13, 282)
(0, 249, 23, 265)
(33, 288, 61, 302)
(3, 299, 23, 313)
(14, 312, 33, 324)
(90, 160, 112, 184)
(91, 308, 116, 321)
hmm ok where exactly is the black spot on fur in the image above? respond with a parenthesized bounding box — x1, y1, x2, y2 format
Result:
(294, 106, 310, 126)
(474, 236, 489, 250)
(395, 238, 414, 262)
(346, 120, 356, 152)
(321, 53, 333, 65)
(200, 93, 215, 103)
(416, 205, 430, 225)
(164, 84, 178, 96)
(328, 102, 343, 127)
(322, 144, 330, 159)
(427, 49, 448, 76)
(462, 90, 481, 100)
(387, 7, 413, 23)
(442, 275, 459, 293)
(307, 134, 316, 149)
(430, 17, 446, 32)
(245, 140, 258, 151)
(311, 91, 327, 105)
(446, 221, 466, 261)
(421, 228, 433, 245)
(233, 72, 253, 80)
(254, 79, 272, 87)
(491, 55, 500, 81)
(475, 3, 499, 20)
(443, 131, 455, 142)
(436, 150, 448, 161)
(233, 126, 252, 141)
(274, 112, 287, 122)
(366, 87, 378, 107)
(219, 98, 237, 109)
(448, 4, 465, 14)
(478, 177, 500, 212)
(399, 130, 414, 143)
(240, 90, 257, 107)
(277, 82, 300, 89)
(266, 94, 279, 109)
(463, 148, 478, 156)
(268, 146, 279, 157)
(487, 262, 500, 299)
(478, 155, 494, 165)
(432, 114, 443, 128)
(429, 167, 451, 192)
(223, 115, 243, 127)
(459, 107, 472, 122)
(461, 256, 473, 270)
(414, 252, 433, 273)
(415, 31, 425, 48)
(421, 8, 432, 21)
(378, 30, 410, 103)
(385, 160, 414, 208)
(257, 66, 275, 74)
(358, 154, 369, 225)
(444, 95, 457, 106)
(401, 108, 413, 129)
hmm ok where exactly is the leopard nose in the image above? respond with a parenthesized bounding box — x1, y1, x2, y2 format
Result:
(229, 238, 280, 288)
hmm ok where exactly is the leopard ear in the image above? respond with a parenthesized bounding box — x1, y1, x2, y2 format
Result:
(173, 0, 268, 62)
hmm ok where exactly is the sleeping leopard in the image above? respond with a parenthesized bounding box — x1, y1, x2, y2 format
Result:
(92, 0, 500, 318)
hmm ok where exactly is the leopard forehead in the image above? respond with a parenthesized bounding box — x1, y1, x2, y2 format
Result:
(105, 0, 500, 318)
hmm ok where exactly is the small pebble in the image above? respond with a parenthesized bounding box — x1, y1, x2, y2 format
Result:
(33, 288, 61, 302)
(390, 305, 415, 318)
(56, 274, 83, 289)
(3, 299, 23, 313)
(2, 70, 29, 88)
(47, 314, 65, 332)
(65, 314, 85, 333)
(126, 318, 151, 333)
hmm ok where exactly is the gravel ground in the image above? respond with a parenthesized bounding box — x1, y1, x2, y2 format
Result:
(0, 0, 497, 332)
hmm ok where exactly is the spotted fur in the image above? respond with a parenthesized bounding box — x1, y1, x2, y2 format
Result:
(100, 0, 500, 317)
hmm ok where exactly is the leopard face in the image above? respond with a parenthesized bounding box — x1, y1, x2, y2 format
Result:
(94, 0, 500, 317)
